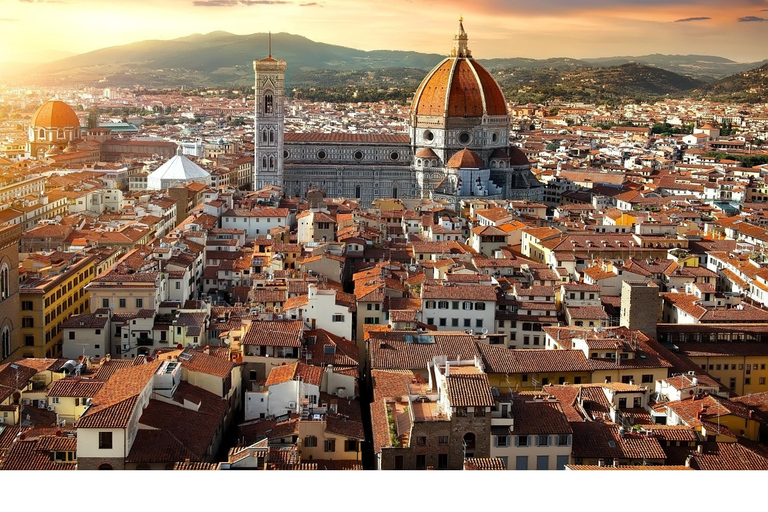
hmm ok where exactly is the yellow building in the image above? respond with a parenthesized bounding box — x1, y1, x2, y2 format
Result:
(659, 394, 761, 442)
(480, 345, 593, 392)
(675, 342, 768, 396)
(19, 254, 95, 358)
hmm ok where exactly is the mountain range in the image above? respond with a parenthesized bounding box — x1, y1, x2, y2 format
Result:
(1, 31, 766, 102)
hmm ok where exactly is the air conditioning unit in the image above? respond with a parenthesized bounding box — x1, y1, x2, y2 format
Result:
(0, 417, 4, 424)
(288, 401, 296, 409)
(47, 406, 55, 411)
(123, 344, 131, 350)
(22, 399, 31, 406)
(38, 401, 46, 409)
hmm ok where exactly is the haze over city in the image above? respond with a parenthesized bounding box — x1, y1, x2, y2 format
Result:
(2, 0, 768, 64)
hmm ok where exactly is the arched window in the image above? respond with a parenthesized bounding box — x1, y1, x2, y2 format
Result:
(0, 263, 8, 300)
(261, 130, 267, 143)
(262, 156, 268, 169)
(269, 130, 275, 144)
(98, 463, 113, 470)
(264, 93, 273, 114)
(463, 432, 476, 456)
(269, 156, 275, 169)
(38, 129, 44, 140)
(1, 327, 9, 361)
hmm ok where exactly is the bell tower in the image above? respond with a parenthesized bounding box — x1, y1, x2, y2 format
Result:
(253, 34, 286, 191)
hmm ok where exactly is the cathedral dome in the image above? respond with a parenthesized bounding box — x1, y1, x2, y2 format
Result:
(446, 148, 485, 169)
(31, 100, 81, 129)
(411, 20, 507, 119)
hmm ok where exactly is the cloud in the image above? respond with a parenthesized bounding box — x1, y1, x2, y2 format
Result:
(300, 2, 321, 6)
(738, 15, 766, 21)
(674, 17, 711, 22)
(192, 0, 290, 5)
(193, 0, 238, 5)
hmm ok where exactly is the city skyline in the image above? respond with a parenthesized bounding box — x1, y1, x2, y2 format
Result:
(2, 0, 768, 65)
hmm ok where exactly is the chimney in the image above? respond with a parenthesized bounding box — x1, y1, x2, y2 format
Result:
(696, 444, 703, 454)
(445, 361, 450, 377)
(685, 455, 693, 468)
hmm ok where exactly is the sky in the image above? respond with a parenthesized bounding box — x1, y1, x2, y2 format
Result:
(1, 0, 768, 64)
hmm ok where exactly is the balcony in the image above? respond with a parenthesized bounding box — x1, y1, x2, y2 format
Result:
(136, 336, 154, 347)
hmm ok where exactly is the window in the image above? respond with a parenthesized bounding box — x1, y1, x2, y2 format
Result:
(344, 439, 358, 452)
(476, 319, 483, 328)
(119, 299, 126, 308)
(416, 436, 427, 446)
(98, 432, 113, 449)
(332, 314, 344, 322)
(438, 454, 449, 469)
(324, 439, 336, 452)
(25, 335, 34, 347)
(537, 455, 549, 470)
(516, 456, 528, 470)
(517, 435, 528, 447)
(496, 435, 508, 447)
(135, 298, 143, 309)
(641, 374, 653, 383)
(745, 378, 751, 385)
(464, 319, 471, 327)
(556, 455, 569, 470)
(304, 436, 317, 447)
(68, 332, 75, 340)
(22, 318, 34, 328)
(557, 435, 570, 446)
(452, 301, 460, 310)
(175, 282, 181, 290)
(451, 318, 459, 327)
(538, 435, 549, 446)
(364, 317, 380, 325)
(761, 378, 766, 385)
(438, 435, 449, 445)
(22, 301, 33, 311)
(416, 455, 427, 469)
(439, 318, 446, 327)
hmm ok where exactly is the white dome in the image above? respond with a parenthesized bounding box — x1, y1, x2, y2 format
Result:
(146, 151, 210, 190)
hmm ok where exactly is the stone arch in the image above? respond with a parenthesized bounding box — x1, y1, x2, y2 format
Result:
(98, 463, 113, 470)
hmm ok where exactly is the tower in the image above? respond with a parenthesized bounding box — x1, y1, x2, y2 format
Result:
(620, 281, 661, 340)
(253, 35, 286, 191)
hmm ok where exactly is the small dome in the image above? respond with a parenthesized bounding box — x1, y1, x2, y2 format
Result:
(490, 148, 509, 160)
(446, 149, 485, 169)
(509, 147, 530, 166)
(31, 100, 80, 129)
(415, 147, 439, 158)
(44, 146, 62, 157)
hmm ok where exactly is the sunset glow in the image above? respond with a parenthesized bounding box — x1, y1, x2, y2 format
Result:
(1, 0, 767, 64)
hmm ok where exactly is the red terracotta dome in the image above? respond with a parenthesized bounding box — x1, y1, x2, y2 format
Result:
(31, 100, 80, 129)
(411, 21, 507, 119)
(446, 149, 485, 169)
(509, 147, 530, 166)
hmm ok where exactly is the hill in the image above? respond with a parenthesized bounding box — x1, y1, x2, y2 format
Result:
(582, 54, 768, 80)
(697, 63, 768, 102)
(2, 31, 763, 104)
(15, 31, 444, 88)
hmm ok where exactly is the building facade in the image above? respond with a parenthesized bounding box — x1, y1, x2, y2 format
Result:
(254, 20, 543, 207)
